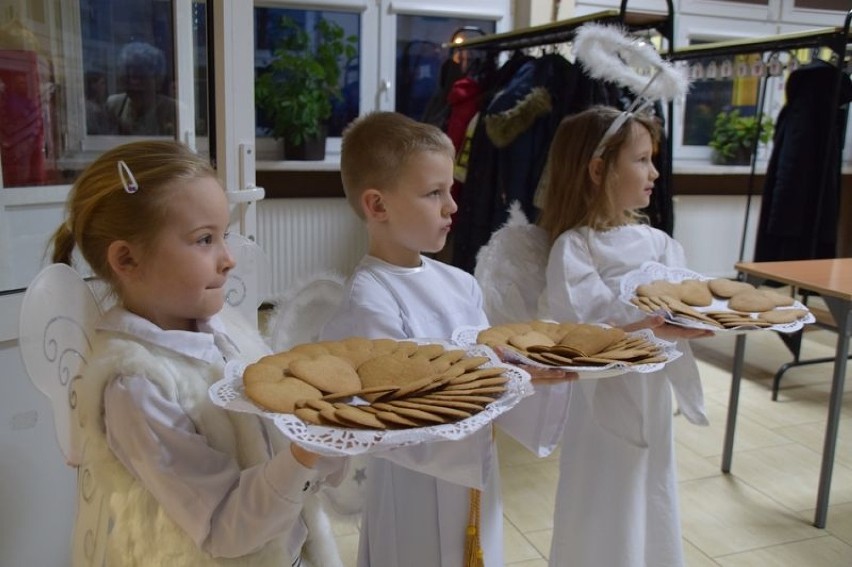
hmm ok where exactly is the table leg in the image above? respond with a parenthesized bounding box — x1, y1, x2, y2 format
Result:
(813, 298, 850, 528)
(722, 333, 747, 473)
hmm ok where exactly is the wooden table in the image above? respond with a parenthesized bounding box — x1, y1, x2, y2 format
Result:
(723, 258, 852, 528)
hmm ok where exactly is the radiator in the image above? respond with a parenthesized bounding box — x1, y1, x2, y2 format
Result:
(256, 198, 367, 302)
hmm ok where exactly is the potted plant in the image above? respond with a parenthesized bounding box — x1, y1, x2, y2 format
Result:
(255, 16, 357, 160)
(708, 109, 774, 165)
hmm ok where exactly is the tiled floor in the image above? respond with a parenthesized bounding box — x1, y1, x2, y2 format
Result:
(326, 328, 852, 566)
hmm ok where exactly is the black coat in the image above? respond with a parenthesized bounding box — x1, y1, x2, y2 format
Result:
(754, 60, 852, 261)
(452, 54, 622, 273)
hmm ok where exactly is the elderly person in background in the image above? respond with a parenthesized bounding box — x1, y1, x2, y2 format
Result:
(106, 41, 176, 135)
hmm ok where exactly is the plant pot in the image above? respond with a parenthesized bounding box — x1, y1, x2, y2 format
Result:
(712, 148, 752, 166)
(284, 128, 327, 161)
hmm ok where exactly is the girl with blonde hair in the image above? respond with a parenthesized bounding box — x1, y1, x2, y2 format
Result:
(51, 140, 344, 567)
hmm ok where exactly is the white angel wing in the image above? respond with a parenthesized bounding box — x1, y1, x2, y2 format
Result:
(474, 202, 550, 324)
(266, 271, 367, 520)
(267, 271, 346, 352)
(18, 263, 102, 466)
(226, 233, 272, 321)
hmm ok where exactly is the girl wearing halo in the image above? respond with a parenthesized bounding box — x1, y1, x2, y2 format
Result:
(49, 140, 345, 566)
(537, 106, 714, 566)
(533, 25, 713, 567)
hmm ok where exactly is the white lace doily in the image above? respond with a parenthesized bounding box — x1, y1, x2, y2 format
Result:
(619, 261, 815, 334)
(451, 325, 682, 379)
(209, 345, 532, 457)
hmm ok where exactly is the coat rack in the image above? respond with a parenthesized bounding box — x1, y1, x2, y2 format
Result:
(665, 10, 852, 265)
(445, 1, 674, 53)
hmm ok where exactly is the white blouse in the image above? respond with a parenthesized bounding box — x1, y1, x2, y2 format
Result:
(101, 309, 343, 559)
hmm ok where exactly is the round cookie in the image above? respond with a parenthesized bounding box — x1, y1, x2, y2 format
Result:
(256, 351, 309, 371)
(508, 330, 556, 351)
(289, 354, 362, 393)
(758, 308, 809, 325)
(708, 278, 755, 298)
(409, 343, 447, 361)
(727, 290, 777, 313)
(678, 279, 714, 307)
(758, 289, 797, 307)
(333, 405, 387, 429)
(385, 399, 471, 420)
(357, 352, 434, 389)
(636, 280, 682, 299)
(244, 374, 323, 413)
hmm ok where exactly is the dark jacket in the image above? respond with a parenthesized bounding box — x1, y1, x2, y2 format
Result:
(754, 60, 852, 261)
(452, 54, 623, 273)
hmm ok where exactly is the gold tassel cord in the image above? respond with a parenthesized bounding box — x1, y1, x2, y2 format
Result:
(464, 488, 485, 567)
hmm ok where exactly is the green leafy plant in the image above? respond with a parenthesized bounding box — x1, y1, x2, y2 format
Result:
(255, 16, 357, 149)
(708, 109, 774, 165)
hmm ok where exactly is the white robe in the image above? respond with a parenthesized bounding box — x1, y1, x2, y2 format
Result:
(321, 255, 570, 567)
(538, 225, 708, 567)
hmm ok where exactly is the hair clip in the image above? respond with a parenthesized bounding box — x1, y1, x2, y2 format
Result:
(117, 160, 139, 194)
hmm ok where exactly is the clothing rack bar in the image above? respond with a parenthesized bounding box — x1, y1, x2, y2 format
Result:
(445, 9, 671, 52)
(667, 26, 850, 61)
(444, 10, 619, 51)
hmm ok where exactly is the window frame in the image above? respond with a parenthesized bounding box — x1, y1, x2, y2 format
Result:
(0, 0, 208, 293)
(253, 0, 510, 166)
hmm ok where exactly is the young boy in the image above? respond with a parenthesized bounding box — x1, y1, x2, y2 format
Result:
(321, 111, 571, 567)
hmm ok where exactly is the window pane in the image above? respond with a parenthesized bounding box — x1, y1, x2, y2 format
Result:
(395, 15, 495, 122)
(682, 45, 762, 147)
(0, 0, 207, 189)
(254, 7, 360, 139)
(81, 0, 176, 136)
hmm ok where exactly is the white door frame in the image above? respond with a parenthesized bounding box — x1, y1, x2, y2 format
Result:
(212, 1, 266, 322)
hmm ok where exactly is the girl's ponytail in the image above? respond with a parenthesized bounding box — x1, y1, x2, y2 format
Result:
(49, 222, 76, 266)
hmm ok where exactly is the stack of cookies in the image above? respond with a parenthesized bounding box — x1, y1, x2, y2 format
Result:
(630, 278, 809, 329)
(476, 320, 666, 367)
(243, 337, 508, 430)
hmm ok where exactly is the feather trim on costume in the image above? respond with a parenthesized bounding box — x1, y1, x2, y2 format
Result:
(484, 87, 553, 148)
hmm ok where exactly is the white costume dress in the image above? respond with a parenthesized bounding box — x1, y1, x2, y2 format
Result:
(76, 305, 344, 566)
(321, 255, 570, 567)
(538, 224, 708, 567)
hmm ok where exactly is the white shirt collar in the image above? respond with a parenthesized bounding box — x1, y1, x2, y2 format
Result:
(362, 254, 427, 275)
(96, 306, 229, 363)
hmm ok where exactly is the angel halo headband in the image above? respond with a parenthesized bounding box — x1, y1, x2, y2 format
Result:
(572, 23, 690, 158)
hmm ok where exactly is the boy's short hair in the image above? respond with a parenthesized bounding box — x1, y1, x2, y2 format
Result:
(340, 111, 455, 218)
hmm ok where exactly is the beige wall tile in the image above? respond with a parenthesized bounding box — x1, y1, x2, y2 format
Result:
(683, 539, 721, 567)
(500, 460, 559, 532)
(716, 535, 852, 567)
(521, 528, 553, 559)
(503, 517, 544, 563)
(727, 443, 852, 512)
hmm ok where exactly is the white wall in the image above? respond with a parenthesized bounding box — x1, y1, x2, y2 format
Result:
(0, 335, 76, 566)
(673, 194, 762, 277)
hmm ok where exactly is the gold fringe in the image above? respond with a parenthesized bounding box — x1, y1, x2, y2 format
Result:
(464, 488, 485, 567)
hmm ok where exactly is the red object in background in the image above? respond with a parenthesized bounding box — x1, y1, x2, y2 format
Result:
(0, 50, 49, 187)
